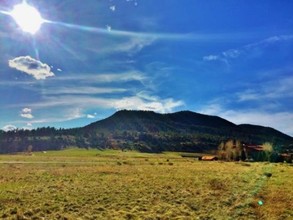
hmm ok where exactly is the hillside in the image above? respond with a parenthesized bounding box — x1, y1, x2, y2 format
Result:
(0, 110, 292, 153)
(80, 110, 292, 152)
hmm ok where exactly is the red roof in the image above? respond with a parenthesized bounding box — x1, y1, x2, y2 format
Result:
(201, 156, 218, 161)
(245, 145, 263, 151)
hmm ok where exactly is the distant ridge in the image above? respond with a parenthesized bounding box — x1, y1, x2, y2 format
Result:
(0, 110, 292, 153)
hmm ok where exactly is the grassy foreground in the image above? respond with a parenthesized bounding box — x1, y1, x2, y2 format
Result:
(0, 148, 292, 220)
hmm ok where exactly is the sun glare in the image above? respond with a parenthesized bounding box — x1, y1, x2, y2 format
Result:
(10, 2, 44, 35)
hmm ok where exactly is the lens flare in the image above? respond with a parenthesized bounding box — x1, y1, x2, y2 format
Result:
(10, 2, 44, 34)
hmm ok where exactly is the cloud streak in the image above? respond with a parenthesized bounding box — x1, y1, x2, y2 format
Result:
(106, 37, 155, 55)
(237, 74, 293, 102)
(19, 108, 85, 125)
(46, 20, 195, 41)
(8, 56, 55, 80)
(9, 94, 184, 126)
(46, 20, 265, 42)
(203, 34, 293, 62)
(42, 86, 127, 95)
(15, 94, 184, 114)
(54, 71, 146, 84)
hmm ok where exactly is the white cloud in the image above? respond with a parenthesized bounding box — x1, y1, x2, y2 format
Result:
(87, 114, 96, 119)
(2, 125, 17, 131)
(106, 25, 112, 32)
(22, 108, 31, 113)
(110, 5, 116, 11)
(114, 96, 184, 113)
(203, 55, 219, 61)
(68, 108, 84, 120)
(199, 103, 293, 136)
(222, 49, 240, 58)
(224, 111, 293, 137)
(20, 113, 34, 119)
(8, 56, 55, 80)
(20, 108, 34, 119)
(22, 125, 33, 130)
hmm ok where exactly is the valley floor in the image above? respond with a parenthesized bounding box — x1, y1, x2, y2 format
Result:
(0, 149, 292, 220)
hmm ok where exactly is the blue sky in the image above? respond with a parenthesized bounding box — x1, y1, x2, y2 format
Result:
(0, 0, 293, 136)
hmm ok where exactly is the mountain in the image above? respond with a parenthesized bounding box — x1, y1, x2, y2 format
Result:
(0, 110, 292, 153)
(84, 110, 237, 133)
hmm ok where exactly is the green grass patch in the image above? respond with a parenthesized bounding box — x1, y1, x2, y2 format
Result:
(0, 149, 291, 219)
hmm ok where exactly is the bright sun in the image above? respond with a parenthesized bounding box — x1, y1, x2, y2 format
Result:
(10, 1, 44, 35)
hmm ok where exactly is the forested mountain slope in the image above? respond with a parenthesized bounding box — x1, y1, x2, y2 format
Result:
(0, 110, 292, 153)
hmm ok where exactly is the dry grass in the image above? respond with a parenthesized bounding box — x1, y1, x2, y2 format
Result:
(0, 149, 292, 219)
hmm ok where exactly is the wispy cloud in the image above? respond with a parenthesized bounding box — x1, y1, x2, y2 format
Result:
(199, 102, 293, 136)
(14, 93, 184, 114)
(237, 74, 293, 102)
(223, 110, 293, 137)
(111, 37, 155, 55)
(9, 93, 184, 126)
(26, 108, 85, 125)
(202, 54, 229, 67)
(222, 49, 241, 59)
(0, 71, 146, 88)
(203, 55, 220, 61)
(42, 86, 127, 95)
(8, 56, 55, 80)
(203, 34, 293, 62)
(84, 35, 155, 56)
(244, 35, 293, 49)
(55, 71, 146, 84)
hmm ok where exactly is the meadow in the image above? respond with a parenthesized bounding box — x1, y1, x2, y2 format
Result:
(0, 148, 292, 220)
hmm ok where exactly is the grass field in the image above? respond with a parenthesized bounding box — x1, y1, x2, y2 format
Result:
(0, 148, 292, 220)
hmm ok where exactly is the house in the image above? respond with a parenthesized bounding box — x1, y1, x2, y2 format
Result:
(200, 156, 218, 161)
(244, 145, 263, 151)
(279, 153, 293, 163)
(218, 139, 268, 161)
(243, 144, 265, 161)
